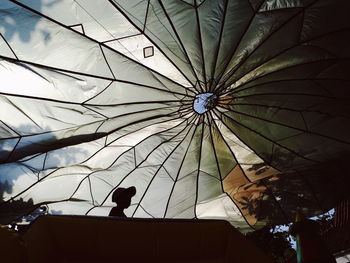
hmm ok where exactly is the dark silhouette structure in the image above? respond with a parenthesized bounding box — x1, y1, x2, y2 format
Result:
(109, 186, 136, 217)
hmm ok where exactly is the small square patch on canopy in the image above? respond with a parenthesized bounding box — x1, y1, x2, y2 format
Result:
(143, 46, 154, 58)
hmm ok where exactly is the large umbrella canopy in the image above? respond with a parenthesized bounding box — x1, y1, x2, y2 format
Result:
(0, 0, 350, 232)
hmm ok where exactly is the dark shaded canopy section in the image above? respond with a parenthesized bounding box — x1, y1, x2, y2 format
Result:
(0, 0, 349, 232)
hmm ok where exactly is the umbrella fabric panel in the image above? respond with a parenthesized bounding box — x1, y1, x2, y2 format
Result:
(0, 2, 114, 79)
(0, 0, 349, 230)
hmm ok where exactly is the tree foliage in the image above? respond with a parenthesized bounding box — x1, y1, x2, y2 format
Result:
(245, 224, 295, 262)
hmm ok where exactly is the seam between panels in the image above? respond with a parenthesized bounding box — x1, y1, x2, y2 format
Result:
(222, 26, 350, 94)
(0, 167, 61, 208)
(104, 134, 108, 147)
(88, 79, 193, 99)
(0, 33, 18, 60)
(194, 0, 207, 91)
(214, 0, 319, 94)
(142, 0, 151, 32)
(178, 0, 195, 8)
(6, 110, 191, 169)
(196, 0, 208, 8)
(212, 0, 266, 93)
(299, 112, 309, 131)
(143, 4, 195, 72)
(85, 99, 192, 107)
(297, 8, 305, 43)
(219, 105, 350, 145)
(0, 90, 189, 121)
(3, 111, 188, 208)
(209, 111, 252, 183)
(102, 33, 142, 44)
(313, 61, 345, 82)
(156, 0, 205, 93)
(107, 114, 197, 212)
(106, 0, 198, 93)
(15, 152, 41, 164)
(193, 116, 205, 219)
(0, 119, 104, 141)
(73, 0, 115, 39)
(229, 75, 350, 95)
(82, 81, 114, 104)
(93, 175, 114, 188)
(224, 192, 255, 230)
(226, 102, 349, 139)
(68, 23, 85, 35)
(162, 166, 175, 182)
(85, 103, 191, 132)
(227, 13, 349, 95)
(163, 117, 200, 218)
(92, 119, 109, 137)
(232, 91, 341, 101)
(9, 0, 194, 94)
(224, 58, 349, 96)
(138, 204, 156, 218)
(212, 109, 282, 176)
(180, 108, 195, 118)
(208, 0, 229, 92)
(207, 114, 225, 192)
(203, 113, 255, 229)
(230, 102, 306, 114)
(0, 89, 97, 106)
(208, 112, 256, 228)
(311, 80, 333, 96)
(88, 176, 95, 205)
(197, 169, 222, 181)
(3, 137, 21, 163)
(80, 112, 191, 165)
(102, 110, 192, 144)
(212, 108, 320, 164)
(270, 142, 275, 165)
(0, 107, 154, 166)
(0, 54, 115, 81)
(246, 0, 256, 13)
(84, 114, 198, 214)
(222, 42, 340, 94)
(133, 148, 137, 168)
(82, 25, 86, 35)
(131, 118, 199, 217)
(82, 103, 187, 121)
(42, 152, 48, 171)
(82, 105, 110, 119)
(34, 170, 40, 181)
(99, 44, 117, 79)
(0, 120, 20, 136)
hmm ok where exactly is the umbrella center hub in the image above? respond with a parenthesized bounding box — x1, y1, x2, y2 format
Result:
(193, 93, 217, 114)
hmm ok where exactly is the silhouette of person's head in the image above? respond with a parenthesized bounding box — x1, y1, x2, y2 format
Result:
(109, 186, 136, 217)
(112, 186, 136, 209)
